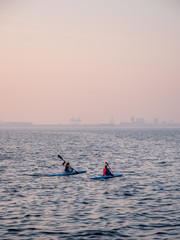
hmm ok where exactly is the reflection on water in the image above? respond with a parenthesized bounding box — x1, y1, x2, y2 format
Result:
(0, 128, 180, 239)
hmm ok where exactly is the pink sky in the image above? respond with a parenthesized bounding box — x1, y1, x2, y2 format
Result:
(0, 0, 180, 124)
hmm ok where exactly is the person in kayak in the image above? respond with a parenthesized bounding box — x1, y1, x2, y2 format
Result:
(64, 162, 74, 173)
(103, 164, 114, 176)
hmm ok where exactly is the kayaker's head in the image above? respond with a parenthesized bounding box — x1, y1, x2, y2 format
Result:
(104, 164, 107, 169)
(66, 162, 69, 166)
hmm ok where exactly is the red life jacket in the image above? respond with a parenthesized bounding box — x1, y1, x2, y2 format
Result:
(104, 167, 113, 176)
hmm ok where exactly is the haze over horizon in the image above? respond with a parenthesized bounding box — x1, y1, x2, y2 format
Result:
(0, 0, 180, 125)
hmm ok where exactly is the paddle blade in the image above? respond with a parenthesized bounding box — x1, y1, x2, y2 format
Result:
(58, 154, 63, 160)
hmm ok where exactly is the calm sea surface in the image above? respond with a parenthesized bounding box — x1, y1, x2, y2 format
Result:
(0, 127, 180, 239)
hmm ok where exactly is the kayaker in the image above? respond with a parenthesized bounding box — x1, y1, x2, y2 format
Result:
(64, 162, 73, 173)
(103, 164, 114, 176)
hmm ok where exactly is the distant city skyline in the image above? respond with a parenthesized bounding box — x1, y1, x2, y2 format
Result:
(0, 116, 180, 128)
(67, 116, 180, 125)
(1, 116, 180, 125)
(0, 1, 180, 125)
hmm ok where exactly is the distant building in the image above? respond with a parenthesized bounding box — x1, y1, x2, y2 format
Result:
(0, 121, 33, 127)
(109, 117, 114, 125)
(152, 118, 159, 126)
(69, 118, 81, 125)
(136, 118, 145, 127)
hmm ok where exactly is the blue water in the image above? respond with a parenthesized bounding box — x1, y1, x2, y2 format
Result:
(0, 127, 180, 239)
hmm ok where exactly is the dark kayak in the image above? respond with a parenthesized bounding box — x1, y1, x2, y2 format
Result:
(91, 173, 123, 180)
(49, 170, 86, 176)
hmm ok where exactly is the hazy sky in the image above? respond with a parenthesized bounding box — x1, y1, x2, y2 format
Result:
(0, 0, 180, 124)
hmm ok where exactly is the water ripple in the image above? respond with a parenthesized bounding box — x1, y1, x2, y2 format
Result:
(0, 128, 180, 239)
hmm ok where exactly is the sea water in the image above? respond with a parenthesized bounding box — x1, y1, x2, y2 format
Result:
(0, 127, 180, 239)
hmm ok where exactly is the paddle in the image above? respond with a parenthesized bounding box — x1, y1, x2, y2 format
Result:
(58, 154, 78, 173)
(105, 162, 114, 176)
(58, 154, 65, 163)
